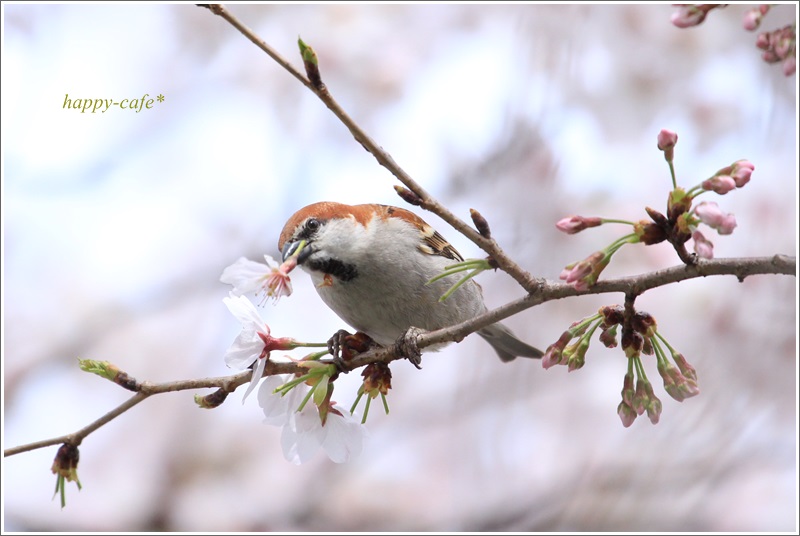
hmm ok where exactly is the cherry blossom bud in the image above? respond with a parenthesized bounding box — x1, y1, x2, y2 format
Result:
(694, 201, 737, 235)
(617, 401, 637, 428)
(556, 215, 603, 234)
(599, 325, 618, 348)
(692, 230, 714, 259)
(542, 342, 566, 369)
(671, 5, 708, 28)
(731, 160, 754, 187)
(621, 371, 635, 406)
(543, 319, 595, 370)
(783, 57, 796, 76)
(645, 392, 663, 425)
(561, 251, 604, 284)
(567, 338, 590, 372)
(775, 36, 792, 60)
(632, 378, 647, 416)
(671, 351, 698, 382)
(657, 129, 678, 161)
(742, 5, 769, 31)
(657, 129, 678, 151)
(701, 175, 737, 194)
(694, 201, 724, 226)
(762, 49, 780, 63)
(756, 32, 771, 50)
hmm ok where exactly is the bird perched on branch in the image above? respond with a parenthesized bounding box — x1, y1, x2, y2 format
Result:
(279, 201, 542, 362)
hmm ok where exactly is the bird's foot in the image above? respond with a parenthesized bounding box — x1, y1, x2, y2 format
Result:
(396, 327, 423, 370)
(327, 329, 376, 373)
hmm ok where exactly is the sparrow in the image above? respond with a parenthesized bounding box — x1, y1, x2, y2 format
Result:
(278, 201, 543, 362)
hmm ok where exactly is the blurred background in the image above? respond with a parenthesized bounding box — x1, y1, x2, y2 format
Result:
(2, 3, 797, 531)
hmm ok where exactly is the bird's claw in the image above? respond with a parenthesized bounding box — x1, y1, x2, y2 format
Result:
(396, 327, 423, 369)
(327, 329, 375, 373)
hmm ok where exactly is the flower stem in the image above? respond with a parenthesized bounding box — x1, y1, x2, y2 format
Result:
(668, 160, 677, 189)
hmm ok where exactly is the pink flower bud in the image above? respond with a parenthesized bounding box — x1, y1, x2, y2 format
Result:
(731, 160, 754, 187)
(562, 251, 604, 284)
(775, 37, 792, 60)
(542, 343, 564, 369)
(762, 50, 780, 64)
(556, 215, 603, 234)
(701, 175, 737, 194)
(783, 57, 796, 76)
(657, 129, 678, 151)
(617, 401, 637, 428)
(694, 201, 725, 226)
(694, 202, 737, 236)
(716, 213, 737, 235)
(756, 32, 771, 50)
(671, 6, 707, 28)
(692, 230, 714, 259)
(742, 7, 765, 31)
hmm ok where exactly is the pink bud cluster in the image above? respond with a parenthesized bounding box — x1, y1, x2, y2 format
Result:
(756, 24, 797, 76)
(670, 4, 725, 29)
(542, 304, 699, 427)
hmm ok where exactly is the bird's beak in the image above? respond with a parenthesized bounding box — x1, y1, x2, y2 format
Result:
(281, 239, 313, 265)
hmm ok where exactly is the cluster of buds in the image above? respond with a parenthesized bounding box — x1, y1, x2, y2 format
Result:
(543, 305, 699, 426)
(671, 4, 796, 77)
(350, 362, 393, 423)
(556, 129, 753, 290)
(755, 24, 797, 76)
(670, 4, 726, 28)
(617, 307, 699, 426)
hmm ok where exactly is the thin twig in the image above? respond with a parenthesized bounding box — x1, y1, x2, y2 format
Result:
(200, 3, 543, 294)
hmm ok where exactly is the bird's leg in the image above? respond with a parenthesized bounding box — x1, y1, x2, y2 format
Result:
(327, 329, 376, 372)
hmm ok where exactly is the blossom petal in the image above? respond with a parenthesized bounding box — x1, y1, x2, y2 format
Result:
(223, 293, 268, 331)
(223, 330, 263, 369)
(220, 256, 280, 296)
(242, 355, 268, 403)
(281, 407, 325, 465)
(321, 409, 366, 463)
(258, 375, 309, 426)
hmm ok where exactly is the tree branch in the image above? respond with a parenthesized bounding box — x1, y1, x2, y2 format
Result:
(4, 253, 793, 458)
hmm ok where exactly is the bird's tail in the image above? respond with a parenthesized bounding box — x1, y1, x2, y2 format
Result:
(478, 323, 544, 362)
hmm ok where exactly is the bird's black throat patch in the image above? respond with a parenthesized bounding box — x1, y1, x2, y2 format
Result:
(307, 257, 359, 282)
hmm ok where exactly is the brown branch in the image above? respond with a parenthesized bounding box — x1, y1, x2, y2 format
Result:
(200, 3, 543, 295)
(5, 253, 793, 458)
(335, 254, 797, 370)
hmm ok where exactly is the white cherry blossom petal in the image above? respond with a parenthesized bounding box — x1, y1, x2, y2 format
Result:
(281, 405, 325, 465)
(321, 409, 366, 463)
(241, 355, 268, 403)
(220, 256, 279, 296)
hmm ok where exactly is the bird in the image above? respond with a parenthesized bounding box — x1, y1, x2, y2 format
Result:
(278, 201, 543, 362)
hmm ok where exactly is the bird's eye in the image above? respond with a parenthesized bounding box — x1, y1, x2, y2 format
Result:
(305, 218, 321, 233)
